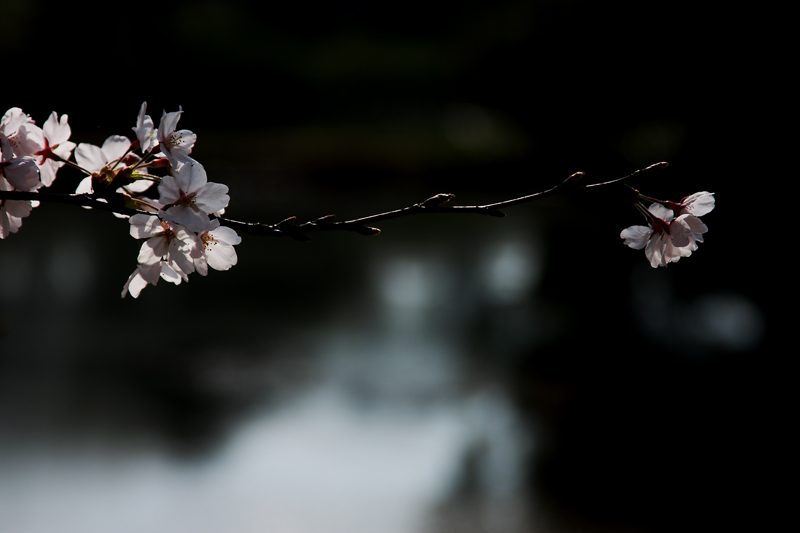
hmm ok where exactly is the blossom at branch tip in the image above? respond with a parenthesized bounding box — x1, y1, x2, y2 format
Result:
(157, 108, 196, 168)
(621, 203, 707, 268)
(133, 102, 158, 153)
(159, 159, 229, 233)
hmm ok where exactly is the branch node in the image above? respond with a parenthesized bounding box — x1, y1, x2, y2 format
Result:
(276, 216, 297, 228)
(646, 162, 669, 174)
(420, 193, 455, 208)
(313, 214, 336, 223)
(562, 171, 585, 187)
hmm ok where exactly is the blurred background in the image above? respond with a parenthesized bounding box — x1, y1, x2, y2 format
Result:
(1, 0, 780, 531)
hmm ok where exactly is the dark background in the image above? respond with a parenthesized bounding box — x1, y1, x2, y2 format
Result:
(1, 1, 781, 531)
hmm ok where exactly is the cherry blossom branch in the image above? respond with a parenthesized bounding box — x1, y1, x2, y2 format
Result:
(2, 102, 714, 299)
(0, 162, 668, 242)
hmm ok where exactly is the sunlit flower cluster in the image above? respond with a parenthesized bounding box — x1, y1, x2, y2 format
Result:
(620, 191, 714, 267)
(2, 103, 241, 297)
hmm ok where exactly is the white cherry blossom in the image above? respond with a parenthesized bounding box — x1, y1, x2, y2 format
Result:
(159, 159, 229, 233)
(157, 108, 196, 167)
(74, 135, 152, 199)
(191, 219, 242, 275)
(75, 135, 131, 175)
(75, 135, 132, 194)
(129, 213, 195, 280)
(621, 203, 707, 268)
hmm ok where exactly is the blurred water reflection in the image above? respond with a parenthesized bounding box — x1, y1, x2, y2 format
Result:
(0, 213, 541, 533)
(0, 385, 528, 533)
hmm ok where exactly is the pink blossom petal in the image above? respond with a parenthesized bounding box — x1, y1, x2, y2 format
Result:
(12, 124, 44, 156)
(3, 156, 40, 191)
(101, 135, 132, 163)
(75, 143, 107, 173)
(681, 192, 715, 217)
(211, 226, 242, 246)
(157, 174, 183, 205)
(645, 233, 667, 268)
(129, 214, 163, 239)
(75, 176, 94, 195)
(133, 102, 158, 153)
(4, 199, 34, 218)
(38, 159, 62, 187)
(620, 225, 651, 250)
(648, 202, 674, 222)
(52, 141, 76, 160)
(207, 243, 238, 271)
(159, 263, 182, 285)
(139, 238, 167, 265)
(122, 269, 149, 298)
(680, 214, 708, 241)
(168, 239, 195, 277)
(163, 205, 210, 232)
(139, 262, 162, 285)
(195, 182, 229, 213)
(43, 112, 72, 146)
(176, 160, 207, 192)
(667, 219, 690, 248)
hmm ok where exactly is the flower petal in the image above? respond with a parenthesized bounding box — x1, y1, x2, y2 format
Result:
(648, 202, 674, 222)
(681, 192, 715, 217)
(620, 225, 651, 250)
(195, 182, 229, 213)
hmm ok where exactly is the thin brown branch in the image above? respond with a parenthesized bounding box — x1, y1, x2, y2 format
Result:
(0, 163, 666, 241)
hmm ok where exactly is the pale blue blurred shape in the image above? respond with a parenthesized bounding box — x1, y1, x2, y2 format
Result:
(481, 239, 542, 305)
(686, 291, 765, 351)
(0, 384, 527, 533)
(631, 267, 765, 355)
(378, 256, 446, 309)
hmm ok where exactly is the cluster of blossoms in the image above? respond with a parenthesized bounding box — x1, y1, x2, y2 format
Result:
(1, 104, 241, 298)
(620, 191, 715, 267)
(1, 108, 75, 237)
